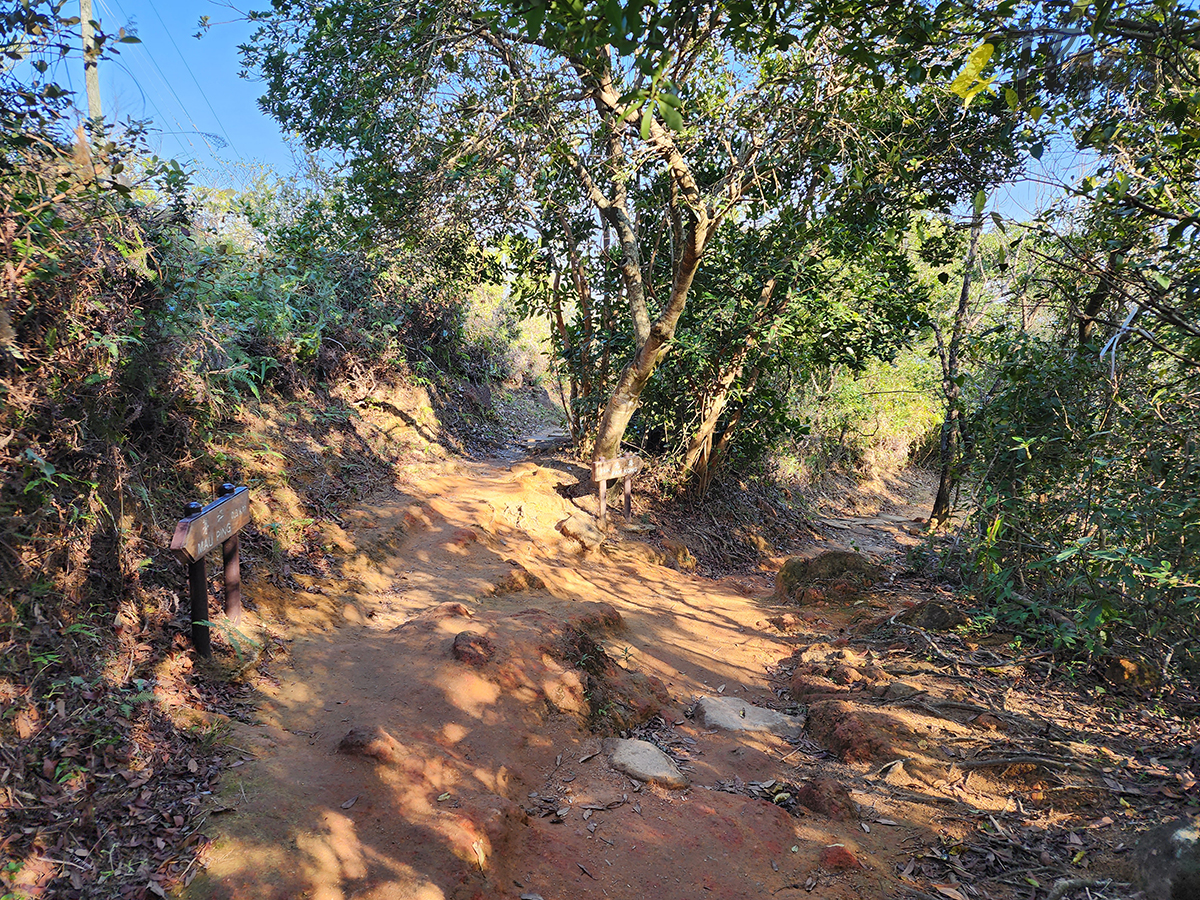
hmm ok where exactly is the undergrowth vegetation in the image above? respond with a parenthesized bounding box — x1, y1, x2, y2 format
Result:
(0, 7, 529, 895)
(962, 330, 1200, 674)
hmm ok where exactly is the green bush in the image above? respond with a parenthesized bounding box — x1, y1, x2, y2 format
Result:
(777, 349, 943, 483)
(964, 332, 1200, 659)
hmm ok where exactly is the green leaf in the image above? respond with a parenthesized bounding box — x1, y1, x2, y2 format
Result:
(640, 105, 653, 140)
(1004, 87, 1019, 109)
(659, 98, 683, 131)
(603, 0, 623, 29)
(1030, 142, 1044, 160)
(525, 4, 545, 40)
(973, 190, 987, 215)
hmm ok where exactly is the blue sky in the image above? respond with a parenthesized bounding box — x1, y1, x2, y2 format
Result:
(81, 0, 297, 186)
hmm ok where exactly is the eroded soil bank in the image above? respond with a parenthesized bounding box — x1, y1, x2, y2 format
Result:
(180, 448, 1198, 900)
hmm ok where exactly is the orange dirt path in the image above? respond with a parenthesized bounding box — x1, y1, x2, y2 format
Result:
(182, 453, 902, 900)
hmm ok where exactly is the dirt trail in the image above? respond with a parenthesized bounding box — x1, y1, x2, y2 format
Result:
(180, 446, 1188, 900)
(180, 448, 886, 900)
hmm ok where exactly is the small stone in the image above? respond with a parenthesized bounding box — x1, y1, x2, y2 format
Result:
(881, 761, 915, 787)
(337, 726, 408, 765)
(489, 567, 547, 595)
(607, 739, 688, 789)
(695, 696, 805, 739)
(558, 514, 604, 550)
(1134, 813, 1200, 900)
(661, 537, 697, 572)
(898, 601, 969, 631)
(795, 777, 858, 821)
(819, 844, 862, 870)
(1102, 656, 1161, 692)
(883, 681, 921, 701)
(973, 712, 1005, 732)
(451, 631, 495, 666)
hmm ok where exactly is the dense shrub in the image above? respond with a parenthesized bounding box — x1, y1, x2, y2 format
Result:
(964, 333, 1200, 663)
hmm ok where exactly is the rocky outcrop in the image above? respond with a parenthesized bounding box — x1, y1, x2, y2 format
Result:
(776, 551, 881, 602)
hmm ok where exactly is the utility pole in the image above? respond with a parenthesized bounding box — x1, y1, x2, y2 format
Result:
(79, 0, 102, 125)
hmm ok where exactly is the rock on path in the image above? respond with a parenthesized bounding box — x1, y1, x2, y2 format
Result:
(695, 695, 806, 739)
(558, 513, 604, 550)
(607, 738, 688, 788)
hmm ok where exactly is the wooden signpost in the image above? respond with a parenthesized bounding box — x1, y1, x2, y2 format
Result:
(170, 484, 251, 657)
(590, 454, 643, 530)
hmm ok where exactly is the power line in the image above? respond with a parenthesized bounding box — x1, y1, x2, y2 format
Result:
(94, 0, 206, 158)
(97, 0, 242, 182)
(142, 1, 242, 160)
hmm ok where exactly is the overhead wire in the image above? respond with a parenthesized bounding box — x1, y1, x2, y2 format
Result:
(94, 0, 206, 154)
(95, 0, 247, 186)
(142, 0, 243, 160)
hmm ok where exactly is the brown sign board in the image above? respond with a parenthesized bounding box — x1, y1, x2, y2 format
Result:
(171, 487, 251, 563)
(591, 454, 643, 483)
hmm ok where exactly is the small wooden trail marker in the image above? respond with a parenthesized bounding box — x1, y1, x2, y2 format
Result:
(170, 484, 251, 657)
(590, 454, 643, 530)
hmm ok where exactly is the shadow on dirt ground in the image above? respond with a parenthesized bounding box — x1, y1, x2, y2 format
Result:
(178, 440, 1197, 900)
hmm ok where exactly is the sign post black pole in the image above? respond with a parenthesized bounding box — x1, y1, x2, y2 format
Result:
(181, 501, 211, 657)
(172, 487, 252, 656)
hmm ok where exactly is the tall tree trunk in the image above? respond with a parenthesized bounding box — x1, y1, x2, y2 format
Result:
(693, 365, 761, 496)
(592, 211, 708, 460)
(580, 62, 736, 463)
(680, 277, 779, 486)
(931, 210, 984, 527)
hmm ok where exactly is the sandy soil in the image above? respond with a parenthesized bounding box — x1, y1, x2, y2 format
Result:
(179, 445, 1196, 900)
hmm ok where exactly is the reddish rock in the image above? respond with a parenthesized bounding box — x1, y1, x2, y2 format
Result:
(860, 665, 889, 682)
(449, 528, 479, 547)
(489, 567, 547, 595)
(898, 600, 969, 631)
(451, 631, 495, 666)
(790, 667, 848, 702)
(767, 613, 806, 632)
(805, 700, 895, 763)
(831, 664, 863, 686)
(596, 670, 671, 731)
(1102, 655, 1161, 692)
(973, 712, 1006, 731)
(662, 536, 697, 572)
(795, 777, 858, 821)
(395, 602, 473, 633)
(566, 601, 625, 636)
(338, 726, 408, 765)
(820, 844, 862, 870)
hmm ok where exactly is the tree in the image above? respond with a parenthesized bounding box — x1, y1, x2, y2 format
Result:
(916, 0, 1200, 657)
(929, 202, 983, 527)
(243, 0, 1020, 469)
